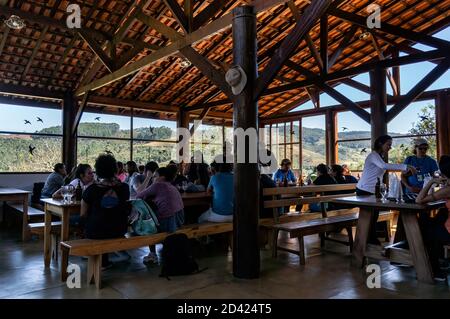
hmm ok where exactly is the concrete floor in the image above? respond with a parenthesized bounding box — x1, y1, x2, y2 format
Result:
(1, 228, 449, 299)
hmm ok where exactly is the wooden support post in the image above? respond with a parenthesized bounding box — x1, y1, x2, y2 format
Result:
(325, 110, 337, 165)
(392, 49, 401, 95)
(232, 6, 260, 279)
(62, 93, 77, 173)
(177, 109, 190, 161)
(320, 15, 328, 74)
(436, 90, 450, 158)
(370, 67, 387, 148)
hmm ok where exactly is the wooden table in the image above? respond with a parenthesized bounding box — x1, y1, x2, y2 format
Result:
(0, 188, 31, 241)
(181, 192, 211, 207)
(332, 195, 445, 284)
(42, 198, 80, 269)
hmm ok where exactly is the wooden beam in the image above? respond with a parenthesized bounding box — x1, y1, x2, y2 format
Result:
(20, 25, 49, 84)
(75, 0, 293, 96)
(305, 86, 320, 109)
(163, 0, 189, 33)
(328, 25, 358, 69)
(77, 1, 145, 87)
(62, 93, 77, 172)
(72, 92, 90, 136)
(254, 0, 332, 100)
(328, 7, 450, 50)
(325, 109, 337, 165)
(78, 30, 115, 73)
(392, 49, 401, 95)
(370, 33, 398, 96)
(0, 26, 9, 57)
(179, 46, 234, 100)
(436, 90, 450, 158)
(0, 83, 64, 100)
(121, 38, 162, 51)
(189, 106, 210, 136)
(386, 58, 450, 122)
(193, 0, 228, 31)
(136, 11, 184, 41)
(287, 0, 323, 70)
(320, 15, 328, 74)
(88, 95, 179, 113)
(340, 78, 370, 94)
(319, 83, 371, 123)
(184, 0, 193, 32)
(0, 6, 107, 42)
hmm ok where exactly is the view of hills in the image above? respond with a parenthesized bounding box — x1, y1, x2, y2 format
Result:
(0, 122, 433, 173)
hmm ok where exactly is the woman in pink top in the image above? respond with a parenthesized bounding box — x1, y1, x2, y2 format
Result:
(116, 161, 127, 182)
(416, 155, 450, 281)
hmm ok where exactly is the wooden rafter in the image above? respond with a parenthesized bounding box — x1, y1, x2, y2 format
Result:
(74, 0, 294, 97)
(254, 0, 332, 99)
(88, 95, 179, 113)
(386, 58, 450, 122)
(328, 25, 358, 69)
(287, 0, 323, 70)
(193, 0, 229, 31)
(370, 33, 398, 96)
(78, 29, 115, 73)
(328, 7, 450, 50)
(184, 0, 194, 32)
(20, 25, 49, 84)
(320, 15, 328, 74)
(163, 0, 189, 33)
(0, 26, 9, 57)
(72, 91, 90, 136)
(305, 86, 320, 109)
(0, 6, 108, 42)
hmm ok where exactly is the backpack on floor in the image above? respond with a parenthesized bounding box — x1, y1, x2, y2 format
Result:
(160, 233, 204, 279)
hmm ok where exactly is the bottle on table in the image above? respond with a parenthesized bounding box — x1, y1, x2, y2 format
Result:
(375, 177, 382, 199)
(75, 180, 82, 202)
(283, 174, 288, 187)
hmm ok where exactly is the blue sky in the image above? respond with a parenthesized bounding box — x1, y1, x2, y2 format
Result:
(0, 27, 448, 135)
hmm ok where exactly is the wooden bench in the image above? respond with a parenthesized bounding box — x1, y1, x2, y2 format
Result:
(6, 203, 47, 237)
(262, 184, 396, 264)
(60, 222, 232, 289)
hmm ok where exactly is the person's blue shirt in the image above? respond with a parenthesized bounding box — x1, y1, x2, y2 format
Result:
(208, 172, 234, 216)
(344, 175, 358, 184)
(273, 169, 296, 183)
(403, 155, 439, 192)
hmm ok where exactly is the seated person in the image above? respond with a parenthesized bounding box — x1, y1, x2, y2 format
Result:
(331, 164, 357, 187)
(310, 164, 337, 212)
(138, 165, 145, 175)
(131, 161, 159, 198)
(186, 163, 210, 192)
(167, 162, 189, 188)
(136, 167, 184, 233)
(52, 164, 94, 199)
(416, 155, 450, 281)
(80, 154, 131, 268)
(402, 138, 439, 194)
(273, 159, 296, 185)
(260, 151, 277, 219)
(198, 160, 234, 223)
(124, 161, 139, 185)
(41, 163, 67, 198)
(116, 161, 127, 182)
(342, 164, 359, 183)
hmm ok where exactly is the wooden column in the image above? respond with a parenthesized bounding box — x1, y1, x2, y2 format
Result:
(370, 67, 388, 147)
(325, 109, 337, 165)
(436, 90, 450, 157)
(62, 93, 77, 172)
(177, 109, 190, 160)
(232, 5, 260, 279)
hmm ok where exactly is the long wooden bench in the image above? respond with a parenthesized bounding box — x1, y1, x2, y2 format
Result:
(262, 184, 396, 264)
(60, 222, 232, 289)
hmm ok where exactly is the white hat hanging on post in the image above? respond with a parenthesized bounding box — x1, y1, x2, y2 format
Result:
(225, 65, 247, 95)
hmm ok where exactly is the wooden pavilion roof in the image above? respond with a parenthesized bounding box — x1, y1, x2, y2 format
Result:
(0, 0, 449, 124)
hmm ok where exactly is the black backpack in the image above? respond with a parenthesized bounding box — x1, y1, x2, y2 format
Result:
(159, 234, 204, 279)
